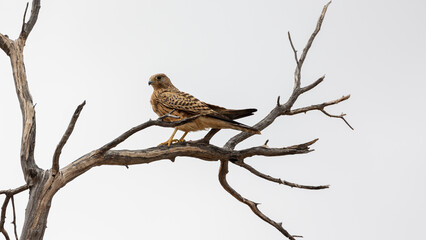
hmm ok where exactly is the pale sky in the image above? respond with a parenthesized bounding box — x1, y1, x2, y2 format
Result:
(1, 0, 425, 240)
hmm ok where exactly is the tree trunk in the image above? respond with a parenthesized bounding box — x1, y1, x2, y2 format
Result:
(20, 172, 52, 240)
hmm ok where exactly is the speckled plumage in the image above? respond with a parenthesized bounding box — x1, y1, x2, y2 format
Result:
(149, 73, 260, 145)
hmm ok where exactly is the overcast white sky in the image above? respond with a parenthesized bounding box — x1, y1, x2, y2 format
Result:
(1, 0, 425, 239)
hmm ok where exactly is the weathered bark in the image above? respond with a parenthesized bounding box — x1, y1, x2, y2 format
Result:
(0, 1, 352, 240)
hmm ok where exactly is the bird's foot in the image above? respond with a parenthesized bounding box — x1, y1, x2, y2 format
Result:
(158, 139, 179, 147)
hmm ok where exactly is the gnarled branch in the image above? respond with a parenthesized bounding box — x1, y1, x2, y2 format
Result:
(59, 128, 316, 185)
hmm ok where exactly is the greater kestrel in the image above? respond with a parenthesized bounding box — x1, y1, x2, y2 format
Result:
(149, 73, 260, 146)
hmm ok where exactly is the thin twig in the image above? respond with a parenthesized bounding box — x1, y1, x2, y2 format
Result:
(299, 75, 325, 94)
(0, 185, 29, 196)
(197, 128, 220, 144)
(0, 196, 11, 240)
(52, 101, 86, 176)
(287, 95, 353, 130)
(288, 32, 299, 65)
(287, 95, 350, 115)
(21, 3, 29, 34)
(234, 160, 329, 190)
(10, 197, 17, 240)
(320, 109, 354, 130)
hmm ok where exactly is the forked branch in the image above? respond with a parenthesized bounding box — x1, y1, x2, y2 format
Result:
(218, 160, 298, 240)
(0, 185, 29, 240)
(19, 0, 41, 40)
(288, 95, 353, 130)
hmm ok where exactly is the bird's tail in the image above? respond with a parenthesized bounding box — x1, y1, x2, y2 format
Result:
(206, 114, 261, 135)
(206, 104, 257, 120)
(227, 121, 261, 135)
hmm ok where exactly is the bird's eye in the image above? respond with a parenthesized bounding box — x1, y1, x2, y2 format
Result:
(156, 76, 162, 80)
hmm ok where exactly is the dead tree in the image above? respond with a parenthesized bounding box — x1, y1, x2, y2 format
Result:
(0, 1, 351, 240)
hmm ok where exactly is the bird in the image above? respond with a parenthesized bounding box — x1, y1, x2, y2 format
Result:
(148, 73, 261, 146)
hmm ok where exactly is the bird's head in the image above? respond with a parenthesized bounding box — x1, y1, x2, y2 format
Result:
(148, 73, 174, 90)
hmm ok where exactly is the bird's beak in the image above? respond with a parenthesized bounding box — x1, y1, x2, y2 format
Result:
(148, 80, 153, 85)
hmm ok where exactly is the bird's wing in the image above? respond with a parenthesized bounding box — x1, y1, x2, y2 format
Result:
(158, 90, 212, 114)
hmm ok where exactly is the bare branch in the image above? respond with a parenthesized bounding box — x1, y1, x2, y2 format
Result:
(0, 185, 29, 196)
(225, 2, 333, 150)
(288, 95, 350, 116)
(19, 0, 41, 40)
(287, 32, 299, 65)
(0, 185, 28, 240)
(95, 114, 202, 156)
(60, 137, 316, 185)
(52, 101, 86, 177)
(10, 197, 17, 240)
(300, 75, 325, 94)
(197, 128, 220, 144)
(21, 3, 29, 34)
(298, 1, 331, 66)
(287, 95, 353, 130)
(0, 34, 11, 56)
(233, 160, 329, 190)
(0, 196, 11, 240)
(218, 160, 297, 240)
(320, 109, 354, 130)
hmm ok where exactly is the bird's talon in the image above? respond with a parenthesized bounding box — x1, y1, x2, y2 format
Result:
(158, 139, 178, 147)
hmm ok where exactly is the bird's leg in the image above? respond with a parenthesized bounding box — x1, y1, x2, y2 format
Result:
(158, 128, 179, 146)
(178, 131, 189, 143)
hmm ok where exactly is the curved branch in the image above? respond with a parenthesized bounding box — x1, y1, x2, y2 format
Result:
(52, 101, 86, 176)
(218, 160, 298, 240)
(233, 160, 329, 190)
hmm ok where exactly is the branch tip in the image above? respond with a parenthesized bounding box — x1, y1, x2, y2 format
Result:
(21, 2, 30, 33)
(263, 139, 269, 146)
(52, 101, 87, 175)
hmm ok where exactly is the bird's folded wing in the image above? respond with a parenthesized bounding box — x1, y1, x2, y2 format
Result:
(158, 91, 212, 114)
